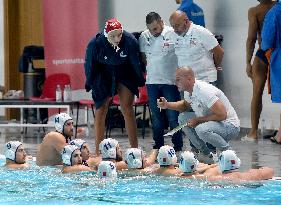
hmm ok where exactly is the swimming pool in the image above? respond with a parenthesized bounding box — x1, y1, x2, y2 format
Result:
(0, 159, 280, 205)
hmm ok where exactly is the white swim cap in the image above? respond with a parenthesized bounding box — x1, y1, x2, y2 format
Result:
(5, 141, 22, 161)
(70, 139, 86, 150)
(125, 148, 143, 169)
(218, 150, 241, 173)
(54, 113, 73, 133)
(97, 161, 117, 178)
(99, 138, 119, 159)
(179, 151, 199, 173)
(61, 145, 79, 166)
(157, 145, 177, 166)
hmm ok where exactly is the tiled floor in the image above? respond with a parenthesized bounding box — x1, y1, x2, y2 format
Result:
(0, 126, 281, 176)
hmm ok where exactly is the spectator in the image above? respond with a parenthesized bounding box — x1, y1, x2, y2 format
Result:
(175, 0, 205, 27)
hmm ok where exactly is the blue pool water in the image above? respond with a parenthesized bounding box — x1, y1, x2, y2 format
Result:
(0, 159, 281, 205)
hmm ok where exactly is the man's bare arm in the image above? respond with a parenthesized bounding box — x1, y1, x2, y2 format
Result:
(212, 45, 224, 69)
(246, 7, 258, 78)
(188, 100, 227, 127)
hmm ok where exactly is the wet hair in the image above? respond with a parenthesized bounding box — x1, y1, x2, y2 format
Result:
(146, 12, 162, 25)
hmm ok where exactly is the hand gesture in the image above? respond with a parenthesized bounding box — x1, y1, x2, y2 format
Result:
(157, 97, 168, 110)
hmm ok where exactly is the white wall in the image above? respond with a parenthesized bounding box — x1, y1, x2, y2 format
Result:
(0, 0, 4, 116)
(104, 0, 280, 130)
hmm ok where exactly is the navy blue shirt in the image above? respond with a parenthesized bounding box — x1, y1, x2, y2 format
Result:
(84, 31, 145, 108)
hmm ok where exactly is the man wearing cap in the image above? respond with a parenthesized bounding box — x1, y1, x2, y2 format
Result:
(5, 141, 28, 169)
(36, 113, 74, 166)
(152, 145, 182, 176)
(97, 161, 117, 178)
(204, 150, 274, 181)
(139, 12, 182, 152)
(61, 145, 93, 173)
(124, 148, 158, 172)
(84, 18, 145, 155)
(98, 138, 127, 170)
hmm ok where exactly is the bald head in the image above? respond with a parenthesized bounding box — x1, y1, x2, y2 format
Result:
(175, 67, 195, 92)
(169, 11, 190, 36)
(176, 67, 194, 77)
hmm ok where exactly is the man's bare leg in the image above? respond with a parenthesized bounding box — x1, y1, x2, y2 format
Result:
(94, 97, 111, 155)
(117, 83, 138, 148)
(248, 56, 267, 139)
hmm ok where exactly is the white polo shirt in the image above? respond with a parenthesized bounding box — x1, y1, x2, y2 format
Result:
(173, 23, 218, 83)
(184, 80, 240, 127)
(139, 25, 178, 85)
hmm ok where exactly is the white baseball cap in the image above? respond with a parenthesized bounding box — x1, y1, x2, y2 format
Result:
(99, 138, 119, 159)
(54, 113, 73, 133)
(5, 141, 22, 161)
(218, 150, 241, 173)
(179, 151, 199, 173)
(61, 145, 79, 166)
(97, 161, 117, 178)
(125, 148, 143, 169)
(157, 145, 177, 166)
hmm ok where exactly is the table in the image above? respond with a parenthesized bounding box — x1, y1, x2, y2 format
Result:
(0, 99, 79, 128)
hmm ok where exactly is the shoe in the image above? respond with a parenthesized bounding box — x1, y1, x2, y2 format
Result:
(264, 130, 278, 139)
(270, 136, 281, 144)
(197, 152, 215, 164)
(241, 135, 256, 142)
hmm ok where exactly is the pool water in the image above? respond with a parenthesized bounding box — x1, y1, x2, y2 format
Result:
(0, 159, 280, 205)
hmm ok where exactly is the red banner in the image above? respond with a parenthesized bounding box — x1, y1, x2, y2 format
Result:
(42, 0, 99, 89)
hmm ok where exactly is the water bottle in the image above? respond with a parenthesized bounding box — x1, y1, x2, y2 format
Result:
(55, 85, 62, 102)
(64, 85, 72, 102)
(260, 118, 266, 135)
(63, 85, 69, 102)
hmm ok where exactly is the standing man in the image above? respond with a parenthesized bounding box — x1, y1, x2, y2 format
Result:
(139, 12, 183, 151)
(84, 18, 145, 155)
(175, 0, 205, 27)
(243, 0, 276, 141)
(261, 1, 281, 144)
(169, 10, 224, 85)
(158, 68, 240, 164)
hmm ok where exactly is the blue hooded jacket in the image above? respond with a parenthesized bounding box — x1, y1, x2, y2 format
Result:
(84, 31, 145, 108)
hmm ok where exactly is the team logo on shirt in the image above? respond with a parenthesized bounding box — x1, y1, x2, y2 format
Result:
(104, 56, 108, 60)
(120, 51, 127, 57)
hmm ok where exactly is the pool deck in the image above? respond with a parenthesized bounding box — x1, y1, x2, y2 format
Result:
(0, 126, 280, 176)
